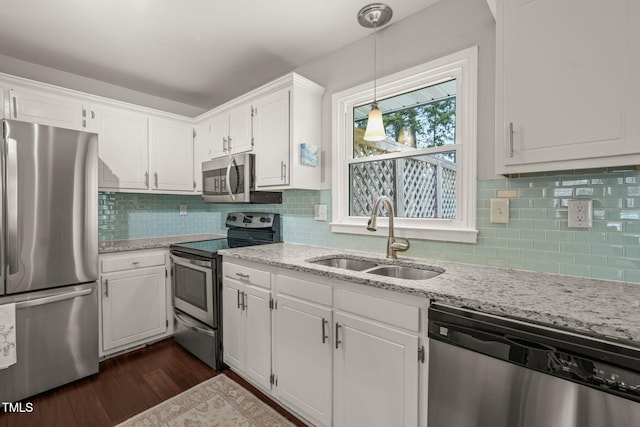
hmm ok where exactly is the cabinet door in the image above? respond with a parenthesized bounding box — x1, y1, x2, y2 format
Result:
(222, 279, 244, 370)
(333, 312, 419, 427)
(210, 113, 229, 158)
(228, 103, 253, 154)
(497, 0, 640, 172)
(244, 285, 272, 390)
(254, 89, 291, 187)
(274, 294, 332, 427)
(149, 118, 194, 192)
(193, 120, 212, 192)
(91, 104, 149, 190)
(102, 267, 167, 352)
(9, 88, 84, 130)
(0, 87, 5, 119)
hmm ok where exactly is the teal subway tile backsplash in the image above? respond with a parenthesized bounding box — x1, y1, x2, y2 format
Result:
(98, 167, 640, 284)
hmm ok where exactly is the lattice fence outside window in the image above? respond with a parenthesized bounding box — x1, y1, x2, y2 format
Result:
(350, 154, 456, 218)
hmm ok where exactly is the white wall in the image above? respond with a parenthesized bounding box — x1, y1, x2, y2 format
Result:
(294, 0, 497, 183)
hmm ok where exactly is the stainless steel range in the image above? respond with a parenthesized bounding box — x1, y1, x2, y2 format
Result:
(169, 212, 280, 369)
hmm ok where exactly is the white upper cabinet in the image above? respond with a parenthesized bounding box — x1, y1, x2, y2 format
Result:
(9, 87, 85, 130)
(228, 103, 254, 154)
(209, 103, 253, 158)
(0, 87, 5, 119)
(91, 103, 150, 190)
(193, 119, 213, 192)
(495, 0, 640, 174)
(253, 88, 291, 187)
(254, 74, 324, 190)
(89, 103, 195, 194)
(209, 113, 230, 158)
(194, 72, 325, 190)
(149, 117, 194, 192)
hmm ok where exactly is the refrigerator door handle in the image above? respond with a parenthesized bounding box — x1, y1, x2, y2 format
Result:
(6, 137, 19, 275)
(14, 287, 93, 309)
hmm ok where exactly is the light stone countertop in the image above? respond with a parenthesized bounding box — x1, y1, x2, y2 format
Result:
(218, 242, 640, 347)
(99, 233, 225, 253)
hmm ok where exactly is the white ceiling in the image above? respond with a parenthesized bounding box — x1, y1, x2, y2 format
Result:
(0, 0, 441, 114)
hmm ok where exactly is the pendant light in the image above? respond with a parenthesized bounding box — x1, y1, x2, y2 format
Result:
(358, 3, 393, 142)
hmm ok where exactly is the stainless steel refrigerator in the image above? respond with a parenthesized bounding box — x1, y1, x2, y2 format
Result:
(0, 119, 99, 402)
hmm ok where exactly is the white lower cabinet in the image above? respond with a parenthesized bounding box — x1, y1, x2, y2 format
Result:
(273, 275, 333, 427)
(222, 258, 426, 427)
(333, 312, 419, 427)
(99, 250, 171, 357)
(222, 262, 272, 391)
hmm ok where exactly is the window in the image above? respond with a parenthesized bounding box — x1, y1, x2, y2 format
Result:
(331, 47, 478, 243)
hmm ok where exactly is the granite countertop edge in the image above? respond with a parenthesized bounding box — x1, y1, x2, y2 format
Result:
(219, 242, 640, 348)
(99, 233, 225, 253)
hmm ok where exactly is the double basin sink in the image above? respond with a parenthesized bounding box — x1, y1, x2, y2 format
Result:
(308, 255, 444, 281)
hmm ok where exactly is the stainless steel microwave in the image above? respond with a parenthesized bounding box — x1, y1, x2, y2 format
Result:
(201, 153, 282, 204)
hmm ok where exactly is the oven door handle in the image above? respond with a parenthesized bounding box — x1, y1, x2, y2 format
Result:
(174, 309, 216, 337)
(170, 255, 212, 273)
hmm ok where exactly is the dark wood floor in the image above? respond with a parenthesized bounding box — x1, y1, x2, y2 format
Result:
(0, 339, 305, 427)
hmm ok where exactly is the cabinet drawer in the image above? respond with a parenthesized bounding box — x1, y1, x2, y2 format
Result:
(335, 288, 419, 332)
(223, 262, 270, 289)
(101, 252, 166, 273)
(276, 274, 332, 306)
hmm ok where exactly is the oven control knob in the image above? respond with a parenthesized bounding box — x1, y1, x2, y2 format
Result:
(228, 215, 236, 222)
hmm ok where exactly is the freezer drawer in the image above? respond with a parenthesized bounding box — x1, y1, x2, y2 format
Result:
(173, 308, 220, 370)
(0, 283, 99, 402)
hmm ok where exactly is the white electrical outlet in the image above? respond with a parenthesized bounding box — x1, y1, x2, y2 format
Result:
(567, 199, 592, 228)
(179, 204, 188, 216)
(490, 198, 509, 224)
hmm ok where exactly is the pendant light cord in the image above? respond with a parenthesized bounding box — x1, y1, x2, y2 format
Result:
(373, 20, 378, 102)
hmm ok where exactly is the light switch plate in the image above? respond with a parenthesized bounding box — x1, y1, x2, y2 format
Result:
(568, 199, 592, 228)
(314, 204, 327, 221)
(490, 198, 509, 223)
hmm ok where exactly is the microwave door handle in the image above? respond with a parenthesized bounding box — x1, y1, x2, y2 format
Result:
(226, 157, 237, 201)
(7, 137, 19, 275)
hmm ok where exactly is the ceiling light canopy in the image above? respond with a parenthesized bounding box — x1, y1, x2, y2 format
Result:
(358, 3, 393, 142)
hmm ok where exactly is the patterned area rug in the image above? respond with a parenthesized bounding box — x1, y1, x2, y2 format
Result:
(116, 374, 295, 427)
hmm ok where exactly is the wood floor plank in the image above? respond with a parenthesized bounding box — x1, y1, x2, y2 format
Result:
(141, 368, 184, 402)
(65, 378, 112, 427)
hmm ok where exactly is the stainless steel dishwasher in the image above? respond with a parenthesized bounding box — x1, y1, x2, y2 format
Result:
(427, 304, 640, 427)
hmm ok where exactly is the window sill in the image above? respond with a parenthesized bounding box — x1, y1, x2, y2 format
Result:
(330, 222, 478, 244)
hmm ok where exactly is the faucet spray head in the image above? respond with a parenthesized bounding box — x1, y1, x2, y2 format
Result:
(367, 217, 377, 231)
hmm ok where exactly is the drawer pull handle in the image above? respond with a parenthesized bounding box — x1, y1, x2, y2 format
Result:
(104, 279, 109, 297)
(132, 261, 140, 266)
(235, 272, 250, 280)
(335, 322, 342, 349)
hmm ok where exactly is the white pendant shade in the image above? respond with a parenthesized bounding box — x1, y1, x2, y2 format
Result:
(364, 103, 386, 141)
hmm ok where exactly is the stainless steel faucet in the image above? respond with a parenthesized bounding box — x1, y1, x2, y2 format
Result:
(367, 196, 410, 259)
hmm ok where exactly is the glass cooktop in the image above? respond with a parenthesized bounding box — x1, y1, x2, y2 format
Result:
(174, 238, 230, 254)
(170, 237, 274, 258)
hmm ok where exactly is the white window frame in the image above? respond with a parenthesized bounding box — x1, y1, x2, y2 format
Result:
(331, 46, 478, 244)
